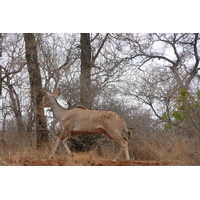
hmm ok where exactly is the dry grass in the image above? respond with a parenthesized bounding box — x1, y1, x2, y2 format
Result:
(129, 133, 200, 165)
(0, 131, 200, 165)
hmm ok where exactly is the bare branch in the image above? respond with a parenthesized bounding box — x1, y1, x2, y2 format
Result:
(185, 33, 200, 88)
(92, 33, 109, 63)
(90, 33, 100, 43)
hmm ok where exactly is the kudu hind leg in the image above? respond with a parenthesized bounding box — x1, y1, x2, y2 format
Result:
(116, 147, 124, 160)
(115, 137, 130, 160)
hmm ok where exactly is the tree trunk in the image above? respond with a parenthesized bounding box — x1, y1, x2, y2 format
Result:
(23, 33, 49, 148)
(80, 33, 92, 109)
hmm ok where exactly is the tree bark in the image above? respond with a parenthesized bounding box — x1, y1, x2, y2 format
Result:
(80, 33, 92, 109)
(23, 33, 49, 148)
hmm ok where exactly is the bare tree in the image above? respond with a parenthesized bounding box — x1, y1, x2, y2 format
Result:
(4, 73, 24, 132)
(80, 33, 92, 108)
(0, 34, 26, 132)
(80, 33, 109, 109)
(120, 33, 200, 91)
(23, 33, 49, 147)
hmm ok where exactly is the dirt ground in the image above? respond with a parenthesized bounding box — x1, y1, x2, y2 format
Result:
(0, 155, 171, 166)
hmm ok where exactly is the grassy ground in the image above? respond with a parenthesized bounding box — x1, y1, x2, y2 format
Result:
(0, 132, 200, 166)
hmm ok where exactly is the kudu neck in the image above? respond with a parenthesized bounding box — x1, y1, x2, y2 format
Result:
(49, 97, 68, 121)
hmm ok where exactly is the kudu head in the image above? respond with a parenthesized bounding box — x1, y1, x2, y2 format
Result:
(37, 89, 60, 108)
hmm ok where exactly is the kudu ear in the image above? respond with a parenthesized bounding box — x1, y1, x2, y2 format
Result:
(53, 88, 60, 98)
(36, 89, 47, 96)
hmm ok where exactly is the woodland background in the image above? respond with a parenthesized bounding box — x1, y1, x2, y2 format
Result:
(1, 33, 200, 164)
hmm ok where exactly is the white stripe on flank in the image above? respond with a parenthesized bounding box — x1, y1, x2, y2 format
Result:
(98, 112, 103, 126)
(106, 112, 111, 127)
(79, 110, 85, 125)
(115, 114, 118, 127)
(89, 110, 95, 125)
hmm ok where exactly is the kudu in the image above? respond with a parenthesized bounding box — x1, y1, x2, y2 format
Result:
(37, 89, 132, 160)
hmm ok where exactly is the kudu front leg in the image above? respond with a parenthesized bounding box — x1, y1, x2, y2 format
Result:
(62, 133, 74, 156)
(50, 130, 70, 159)
(50, 138, 61, 159)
